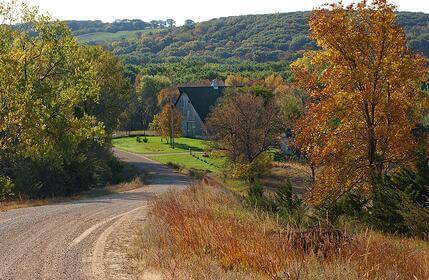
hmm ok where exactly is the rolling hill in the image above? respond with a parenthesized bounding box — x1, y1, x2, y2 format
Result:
(69, 12, 429, 82)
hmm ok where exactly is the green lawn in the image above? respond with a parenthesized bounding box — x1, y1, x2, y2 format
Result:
(112, 136, 227, 172)
(149, 154, 225, 173)
(112, 136, 207, 154)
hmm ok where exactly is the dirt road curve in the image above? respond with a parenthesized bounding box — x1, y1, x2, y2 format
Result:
(0, 149, 189, 280)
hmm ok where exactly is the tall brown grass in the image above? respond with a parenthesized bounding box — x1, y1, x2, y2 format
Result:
(131, 183, 429, 279)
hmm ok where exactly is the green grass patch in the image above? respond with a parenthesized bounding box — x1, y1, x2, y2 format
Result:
(112, 136, 207, 154)
(148, 153, 225, 173)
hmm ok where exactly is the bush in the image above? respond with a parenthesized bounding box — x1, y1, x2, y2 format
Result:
(2, 144, 126, 199)
(316, 150, 429, 238)
(316, 189, 368, 225)
(273, 182, 305, 226)
(0, 176, 14, 201)
(188, 168, 209, 180)
(246, 182, 305, 226)
(246, 184, 273, 211)
(230, 154, 271, 181)
(369, 176, 429, 238)
(166, 162, 181, 170)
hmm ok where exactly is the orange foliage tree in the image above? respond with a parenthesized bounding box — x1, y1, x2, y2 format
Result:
(150, 88, 182, 143)
(150, 105, 182, 143)
(292, 0, 428, 201)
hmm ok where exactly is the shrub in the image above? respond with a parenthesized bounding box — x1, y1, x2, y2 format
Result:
(188, 168, 208, 180)
(166, 162, 181, 170)
(0, 176, 14, 201)
(316, 189, 368, 225)
(230, 153, 271, 181)
(246, 184, 273, 211)
(142, 137, 148, 143)
(247, 182, 306, 226)
(369, 177, 429, 238)
(273, 182, 305, 226)
(316, 150, 429, 239)
(136, 136, 142, 143)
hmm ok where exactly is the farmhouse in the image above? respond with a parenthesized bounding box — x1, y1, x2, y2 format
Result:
(174, 82, 225, 138)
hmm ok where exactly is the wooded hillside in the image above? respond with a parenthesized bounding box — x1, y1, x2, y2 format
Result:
(71, 12, 429, 68)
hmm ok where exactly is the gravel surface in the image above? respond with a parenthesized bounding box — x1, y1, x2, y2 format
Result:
(0, 148, 189, 280)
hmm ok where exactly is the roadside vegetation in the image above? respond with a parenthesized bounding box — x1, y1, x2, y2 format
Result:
(131, 183, 429, 279)
(130, 0, 429, 278)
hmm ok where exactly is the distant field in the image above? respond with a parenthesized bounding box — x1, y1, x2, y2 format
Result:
(112, 136, 207, 154)
(76, 29, 161, 43)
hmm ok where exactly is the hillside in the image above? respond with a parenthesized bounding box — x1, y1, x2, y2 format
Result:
(70, 12, 429, 82)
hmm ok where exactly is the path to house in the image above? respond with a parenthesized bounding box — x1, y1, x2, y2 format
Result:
(0, 148, 189, 280)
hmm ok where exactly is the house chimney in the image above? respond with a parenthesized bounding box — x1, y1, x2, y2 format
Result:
(211, 79, 219, 90)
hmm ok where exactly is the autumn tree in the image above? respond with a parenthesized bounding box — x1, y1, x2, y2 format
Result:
(263, 74, 307, 127)
(149, 87, 181, 145)
(225, 74, 250, 86)
(207, 91, 284, 180)
(150, 105, 182, 144)
(292, 0, 429, 201)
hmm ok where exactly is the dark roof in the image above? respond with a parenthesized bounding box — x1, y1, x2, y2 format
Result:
(175, 86, 225, 121)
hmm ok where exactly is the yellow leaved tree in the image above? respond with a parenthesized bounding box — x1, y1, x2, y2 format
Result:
(292, 0, 429, 202)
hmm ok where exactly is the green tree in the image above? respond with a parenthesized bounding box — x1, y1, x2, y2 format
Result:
(136, 75, 172, 130)
(166, 19, 176, 29)
(79, 46, 133, 133)
(0, 2, 117, 198)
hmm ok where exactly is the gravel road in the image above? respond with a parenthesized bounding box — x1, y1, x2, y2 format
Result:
(0, 148, 189, 280)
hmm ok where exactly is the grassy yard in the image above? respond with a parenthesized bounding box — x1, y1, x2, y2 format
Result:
(112, 136, 207, 154)
(113, 136, 225, 172)
(150, 154, 225, 173)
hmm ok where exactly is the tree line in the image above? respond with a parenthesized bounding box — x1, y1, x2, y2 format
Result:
(0, 2, 133, 200)
(66, 18, 195, 36)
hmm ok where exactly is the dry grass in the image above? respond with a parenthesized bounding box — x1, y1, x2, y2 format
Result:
(131, 183, 429, 279)
(259, 162, 313, 195)
(0, 177, 145, 212)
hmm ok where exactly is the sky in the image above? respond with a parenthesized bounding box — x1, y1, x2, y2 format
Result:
(28, 0, 429, 24)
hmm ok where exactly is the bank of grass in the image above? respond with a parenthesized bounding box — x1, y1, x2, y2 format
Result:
(131, 182, 429, 279)
(150, 153, 224, 173)
(112, 136, 206, 154)
(0, 172, 144, 212)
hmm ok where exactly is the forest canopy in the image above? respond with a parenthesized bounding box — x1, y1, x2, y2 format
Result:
(69, 12, 429, 83)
